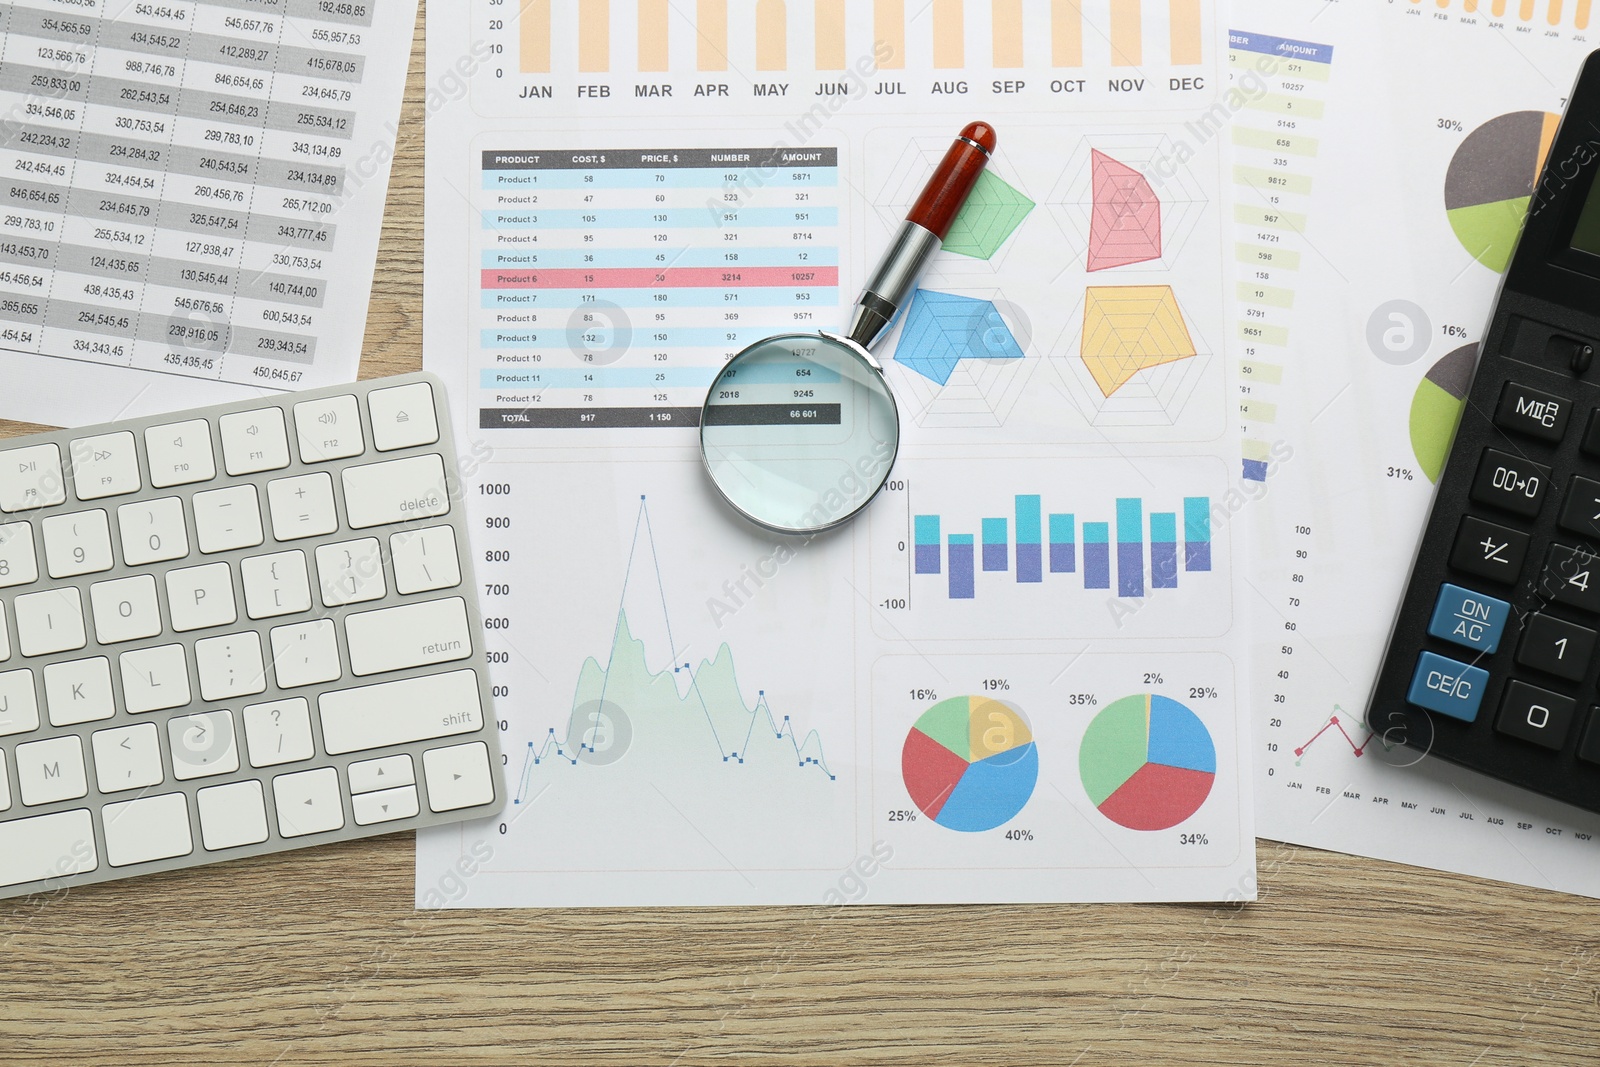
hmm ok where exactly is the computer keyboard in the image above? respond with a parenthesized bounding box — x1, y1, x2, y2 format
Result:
(0, 372, 501, 899)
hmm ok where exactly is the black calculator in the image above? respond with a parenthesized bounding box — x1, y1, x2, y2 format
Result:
(1371, 51, 1600, 815)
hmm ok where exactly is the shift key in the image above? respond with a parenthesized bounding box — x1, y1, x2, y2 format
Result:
(342, 454, 450, 529)
(319, 669, 483, 755)
(345, 597, 472, 677)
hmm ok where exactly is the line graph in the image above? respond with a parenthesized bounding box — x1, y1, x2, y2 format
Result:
(1293, 707, 1374, 764)
(511, 496, 836, 806)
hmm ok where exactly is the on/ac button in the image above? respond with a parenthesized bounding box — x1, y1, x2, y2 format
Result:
(1493, 381, 1570, 442)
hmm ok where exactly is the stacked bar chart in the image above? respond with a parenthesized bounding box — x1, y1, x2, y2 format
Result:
(512, 0, 1208, 75)
(914, 495, 1212, 600)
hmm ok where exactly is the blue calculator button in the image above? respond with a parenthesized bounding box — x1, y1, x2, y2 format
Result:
(1426, 584, 1511, 653)
(1406, 652, 1490, 722)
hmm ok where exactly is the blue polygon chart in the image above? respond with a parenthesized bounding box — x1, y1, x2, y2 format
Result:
(892, 290, 1025, 386)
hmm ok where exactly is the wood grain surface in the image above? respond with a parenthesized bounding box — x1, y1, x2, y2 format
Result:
(2, 8, 1598, 1065)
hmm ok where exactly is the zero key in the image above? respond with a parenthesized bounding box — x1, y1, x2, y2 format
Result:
(1470, 449, 1550, 517)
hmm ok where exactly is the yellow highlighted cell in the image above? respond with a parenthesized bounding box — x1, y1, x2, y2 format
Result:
(1237, 321, 1291, 346)
(1239, 399, 1279, 423)
(1240, 360, 1285, 384)
(1236, 281, 1296, 309)
(1234, 204, 1308, 232)
(1233, 127, 1320, 157)
(1234, 165, 1314, 196)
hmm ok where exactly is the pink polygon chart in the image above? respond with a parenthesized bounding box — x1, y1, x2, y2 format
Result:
(1087, 150, 1162, 271)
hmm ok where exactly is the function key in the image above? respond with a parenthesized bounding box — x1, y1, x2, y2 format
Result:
(1581, 409, 1600, 457)
(68, 432, 140, 501)
(1579, 710, 1600, 765)
(1541, 544, 1600, 613)
(1427, 584, 1511, 653)
(0, 443, 65, 512)
(219, 407, 291, 476)
(1470, 449, 1550, 518)
(294, 395, 364, 463)
(1493, 381, 1571, 442)
(1449, 515, 1529, 584)
(1515, 612, 1597, 682)
(1560, 475, 1600, 540)
(368, 382, 440, 452)
(1495, 680, 1576, 750)
(1406, 651, 1489, 722)
(144, 420, 216, 488)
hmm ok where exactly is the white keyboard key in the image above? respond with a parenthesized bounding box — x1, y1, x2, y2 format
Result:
(192, 484, 263, 553)
(294, 394, 364, 463)
(197, 780, 270, 851)
(91, 723, 164, 793)
(269, 619, 342, 688)
(168, 709, 239, 781)
(0, 669, 38, 736)
(195, 631, 267, 701)
(341, 454, 449, 529)
(319, 669, 483, 755)
(241, 550, 311, 619)
(315, 537, 385, 606)
(273, 766, 344, 837)
(267, 472, 337, 541)
(353, 785, 419, 825)
(102, 792, 192, 867)
(69, 431, 140, 500)
(423, 742, 495, 812)
(42, 509, 113, 577)
(0, 603, 8, 661)
(368, 381, 440, 452)
(243, 697, 314, 767)
(390, 525, 460, 594)
(345, 597, 471, 677)
(117, 497, 188, 565)
(14, 587, 86, 656)
(0, 755, 8, 811)
(348, 753, 413, 794)
(0, 443, 65, 512)
(166, 562, 236, 631)
(0, 521, 37, 587)
(0, 809, 96, 887)
(16, 734, 87, 805)
(144, 419, 215, 487)
(44, 656, 114, 727)
(119, 644, 191, 714)
(219, 407, 291, 476)
(89, 575, 161, 644)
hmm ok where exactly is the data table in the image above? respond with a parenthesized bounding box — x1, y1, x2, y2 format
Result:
(473, 146, 841, 430)
(0, 0, 401, 388)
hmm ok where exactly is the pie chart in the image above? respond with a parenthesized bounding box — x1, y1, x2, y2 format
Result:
(1444, 110, 1559, 273)
(901, 696, 1038, 832)
(1409, 344, 1476, 483)
(1080, 693, 1215, 831)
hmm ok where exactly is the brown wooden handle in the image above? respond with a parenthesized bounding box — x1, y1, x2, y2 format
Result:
(906, 121, 998, 240)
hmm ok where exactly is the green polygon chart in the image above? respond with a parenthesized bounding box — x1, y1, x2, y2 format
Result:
(943, 171, 1034, 259)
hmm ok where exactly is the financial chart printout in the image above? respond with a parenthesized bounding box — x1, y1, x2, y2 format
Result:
(1234, 0, 1600, 897)
(420, 0, 1257, 906)
(0, 0, 418, 425)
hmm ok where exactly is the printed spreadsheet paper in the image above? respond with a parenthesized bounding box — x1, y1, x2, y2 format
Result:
(418, 0, 1257, 906)
(1234, 0, 1600, 897)
(0, 0, 418, 427)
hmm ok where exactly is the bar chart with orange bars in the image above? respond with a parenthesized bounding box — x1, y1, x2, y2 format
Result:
(514, 0, 1208, 75)
(1408, 0, 1594, 29)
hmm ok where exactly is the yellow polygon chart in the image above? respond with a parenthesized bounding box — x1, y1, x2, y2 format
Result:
(1080, 286, 1196, 397)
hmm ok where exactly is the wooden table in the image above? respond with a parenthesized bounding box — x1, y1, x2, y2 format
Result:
(3, 9, 1598, 1065)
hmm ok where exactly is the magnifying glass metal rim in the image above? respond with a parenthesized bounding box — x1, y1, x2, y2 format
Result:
(698, 329, 900, 536)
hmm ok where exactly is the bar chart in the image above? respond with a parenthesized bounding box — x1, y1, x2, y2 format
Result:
(512, 0, 1209, 75)
(913, 494, 1211, 600)
(1407, 0, 1593, 29)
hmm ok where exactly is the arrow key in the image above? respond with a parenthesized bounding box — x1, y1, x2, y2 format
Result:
(352, 785, 419, 826)
(422, 741, 495, 813)
(272, 767, 344, 837)
(348, 753, 413, 794)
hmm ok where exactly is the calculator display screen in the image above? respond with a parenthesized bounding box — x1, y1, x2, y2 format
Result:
(1568, 171, 1600, 258)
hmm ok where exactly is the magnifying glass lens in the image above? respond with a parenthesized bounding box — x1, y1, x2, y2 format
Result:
(700, 333, 899, 534)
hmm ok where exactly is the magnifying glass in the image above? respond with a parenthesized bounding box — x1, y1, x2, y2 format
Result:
(700, 121, 998, 534)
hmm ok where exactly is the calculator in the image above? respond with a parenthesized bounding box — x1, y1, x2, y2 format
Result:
(1370, 51, 1600, 815)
